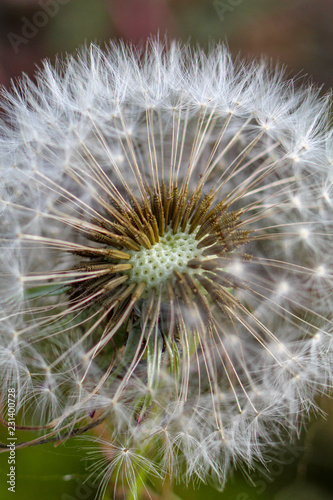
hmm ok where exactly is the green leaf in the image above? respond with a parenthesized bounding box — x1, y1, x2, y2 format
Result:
(24, 284, 70, 300)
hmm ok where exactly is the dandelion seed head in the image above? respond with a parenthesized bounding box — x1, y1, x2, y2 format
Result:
(0, 39, 332, 497)
(125, 226, 203, 292)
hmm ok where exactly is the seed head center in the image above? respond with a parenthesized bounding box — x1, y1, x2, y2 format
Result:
(126, 226, 202, 289)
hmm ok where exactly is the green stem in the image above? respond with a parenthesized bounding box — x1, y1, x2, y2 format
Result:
(127, 465, 148, 500)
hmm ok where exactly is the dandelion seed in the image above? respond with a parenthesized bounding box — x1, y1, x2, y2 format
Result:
(0, 40, 332, 497)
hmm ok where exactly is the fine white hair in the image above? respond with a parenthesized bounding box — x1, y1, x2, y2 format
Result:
(0, 39, 332, 497)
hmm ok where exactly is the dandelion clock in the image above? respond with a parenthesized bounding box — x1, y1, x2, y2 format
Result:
(0, 40, 332, 499)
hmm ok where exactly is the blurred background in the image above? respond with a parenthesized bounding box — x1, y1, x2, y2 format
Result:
(0, 0, 333, 89)
(0, 0, 332, 499)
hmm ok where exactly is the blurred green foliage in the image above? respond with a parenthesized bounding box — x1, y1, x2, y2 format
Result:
(1, 407, 333, 499)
